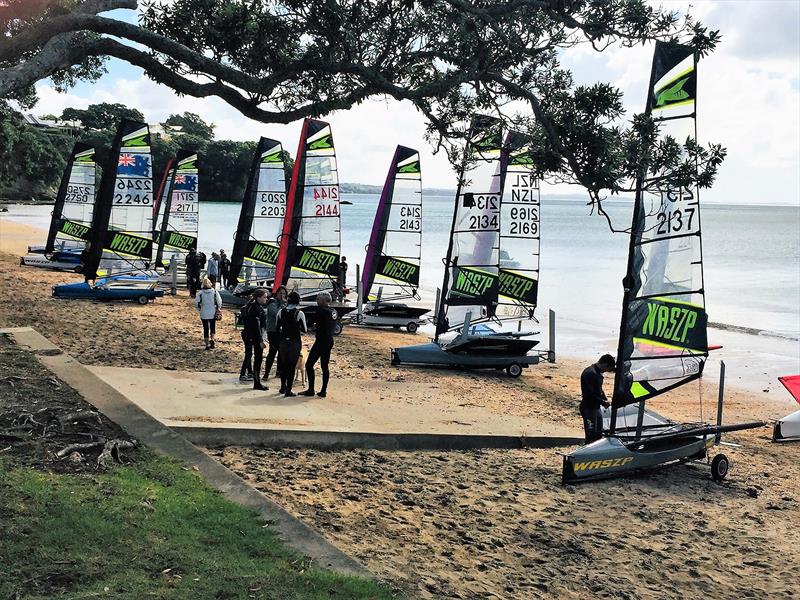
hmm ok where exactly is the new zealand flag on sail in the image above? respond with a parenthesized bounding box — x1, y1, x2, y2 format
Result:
(173, 174, 198, 191)
(117, 153, 152, 177)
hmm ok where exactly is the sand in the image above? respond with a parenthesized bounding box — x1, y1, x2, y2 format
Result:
(2, 218, 798, 599)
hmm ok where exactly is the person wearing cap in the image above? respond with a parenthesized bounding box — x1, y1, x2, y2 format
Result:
(579, 354, 615, 444)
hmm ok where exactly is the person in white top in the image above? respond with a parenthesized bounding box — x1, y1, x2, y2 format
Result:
(195, 277, 223, 349)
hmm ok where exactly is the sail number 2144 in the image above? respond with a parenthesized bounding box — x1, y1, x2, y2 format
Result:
(311, 186, 339, 216)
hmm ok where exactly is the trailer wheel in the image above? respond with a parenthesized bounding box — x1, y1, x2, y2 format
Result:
(332, 320, 343, 336)
(137, 295, 150, 305)
(506, 363, 523, 378)
(406, 321, 418, 333)
(711, 453, 729, 481)
(74, 265, 84, 274)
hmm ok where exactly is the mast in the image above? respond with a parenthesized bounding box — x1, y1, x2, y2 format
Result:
(153, 158, 176, 268)
(610, 41, 707, 435)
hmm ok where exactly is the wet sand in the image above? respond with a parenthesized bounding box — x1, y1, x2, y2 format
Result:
(2, 218, 798, 599)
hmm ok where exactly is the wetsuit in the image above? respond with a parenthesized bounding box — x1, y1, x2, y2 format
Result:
(242, 300, 267, 388)
(186, 252, 201, 297)
(276, 306, 307, 395)
(305, 306, 335, 395)
(580, 364, 608, 444)
(263, 298, 285, 380)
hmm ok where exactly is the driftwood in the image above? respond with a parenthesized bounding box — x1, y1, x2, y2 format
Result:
(55, 441, 106, 458)
(55, 438, 138, 467)
(58, 410, 102, 430)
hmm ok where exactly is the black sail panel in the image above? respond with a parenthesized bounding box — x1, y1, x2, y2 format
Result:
(613, 41, 707, 408)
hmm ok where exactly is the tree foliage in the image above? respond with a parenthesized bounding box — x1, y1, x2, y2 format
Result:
(0, 0, 726, 221)
(164, 111, 215, 140)
(61, 102, 145, 130)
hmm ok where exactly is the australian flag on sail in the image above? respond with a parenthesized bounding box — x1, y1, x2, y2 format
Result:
(173, 174, 197, 191)
(117, 153, 151, 177)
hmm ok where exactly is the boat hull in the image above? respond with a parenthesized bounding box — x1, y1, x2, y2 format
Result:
(52, 279, 164, 304)
(773, 409, 800, 442)
(391, 340, 540, 371)
(562, 434, 708, 483)
(20, 252, 81, 272)
(360, 303, 430, 331)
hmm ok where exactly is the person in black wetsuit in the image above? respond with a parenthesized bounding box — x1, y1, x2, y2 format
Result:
(301, 291, 336, 398)
(185, 248, 201, 297)
(263, 285, 287, 381)
(276, 291, 307, 397)
(580, 354, 615, 444)
(242, 288, 269, 390)
(79, 242, 94, 285)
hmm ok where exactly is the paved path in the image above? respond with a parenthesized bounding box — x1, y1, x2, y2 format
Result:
(88, 366, 582, 447)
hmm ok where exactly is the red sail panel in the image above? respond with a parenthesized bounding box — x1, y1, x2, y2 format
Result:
(273, 119, 309, 290)
(779, 375, 800, 404)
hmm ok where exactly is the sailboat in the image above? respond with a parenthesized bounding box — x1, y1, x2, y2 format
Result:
(226, 137, 286, 292)
(53, 119, 164, 304)
(774, 375, 800, 442)
(152, 150, 200, 284)
(272, 118, 356, 327)
(20, 143, 97, 271)
(357, 145, 429, 332)
(391, 116, 554, 376)
(562, 42, 763, 483)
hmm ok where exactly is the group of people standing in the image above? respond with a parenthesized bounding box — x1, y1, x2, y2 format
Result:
(186, 248, 232, 296)
(239, 287, 336, 398)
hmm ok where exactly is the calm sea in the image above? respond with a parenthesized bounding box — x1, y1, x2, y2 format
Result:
(5, 196, 799, 393)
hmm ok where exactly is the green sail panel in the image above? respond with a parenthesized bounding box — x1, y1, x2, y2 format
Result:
(613, 41, 707, 408)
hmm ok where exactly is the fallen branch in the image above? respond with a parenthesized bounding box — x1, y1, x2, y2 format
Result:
(56, 441, 105, 458)
(58, 410, 102, 430)
(97, 439, 137, 467)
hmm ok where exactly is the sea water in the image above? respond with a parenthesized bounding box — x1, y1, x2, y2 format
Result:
(5, 197, 799, 393)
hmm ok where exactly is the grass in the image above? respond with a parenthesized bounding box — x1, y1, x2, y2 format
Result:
(0, 449, 401, 600)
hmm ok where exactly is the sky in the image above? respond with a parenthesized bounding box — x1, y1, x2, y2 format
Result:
(29, 0, 800, 205)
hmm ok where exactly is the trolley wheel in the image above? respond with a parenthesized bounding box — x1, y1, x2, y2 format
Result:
(332, 320, 343, 336)
(711, 453, 729, 481)
(137, 295, 150, 305)
(74, 264, 84, 274)
(406, 321, 418, 333)
(506, 363, 523, 378)
(390, 351, 399, 366)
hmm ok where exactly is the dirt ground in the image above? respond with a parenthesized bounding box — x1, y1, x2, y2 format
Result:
(2, 218, 799, 599)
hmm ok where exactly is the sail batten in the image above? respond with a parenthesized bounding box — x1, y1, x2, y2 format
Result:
(612, 41, 707, 411)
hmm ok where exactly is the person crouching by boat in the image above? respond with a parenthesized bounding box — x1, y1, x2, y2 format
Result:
(264, 285, 287, 381)
(186, 248, 201, 297)
(276, 291, 307, 397)
(301, 291, 335, 398)
(580, 354, 615, 444)
(196, 277, 222, 350)
(241, 288, 269, 389)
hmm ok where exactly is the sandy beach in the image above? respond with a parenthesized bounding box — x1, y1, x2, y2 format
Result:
(1, 218, 798, 599)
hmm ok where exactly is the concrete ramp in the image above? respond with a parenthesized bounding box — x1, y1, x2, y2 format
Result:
(87, 366, 582, 449)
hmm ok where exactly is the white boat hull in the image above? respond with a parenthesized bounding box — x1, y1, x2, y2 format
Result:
(20, 254, 80, 272)
(774, 409, 800, 442)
